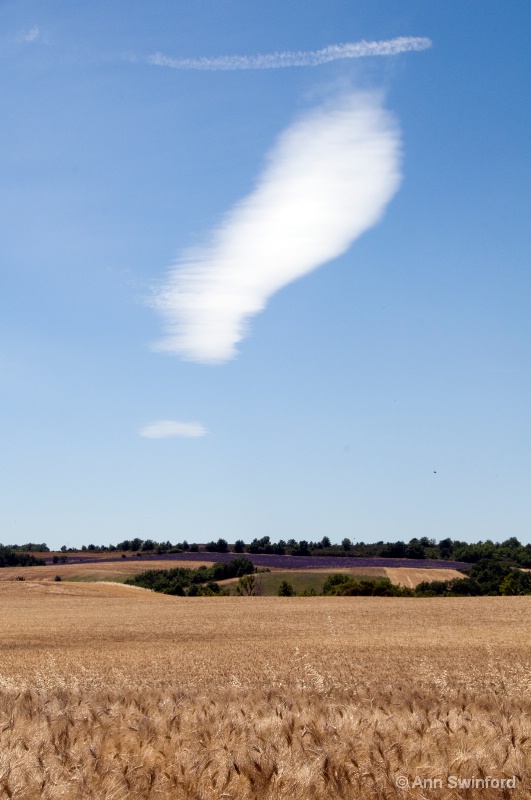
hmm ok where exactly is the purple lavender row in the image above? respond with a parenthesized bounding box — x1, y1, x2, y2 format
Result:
(170, 552, 471, 570)
(52, 552, 470, 570)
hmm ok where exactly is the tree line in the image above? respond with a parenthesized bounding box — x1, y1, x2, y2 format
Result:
(56, 535, 531, 568)
(0, 545, 45, 568)
(5, 536, 531, 574)
(125, 557, 256, 596)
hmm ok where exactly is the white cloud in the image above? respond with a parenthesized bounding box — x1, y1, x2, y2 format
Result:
(149, 36, 431, 71)
(153, 91, 402, 363)
(24, 26, 40, 43)
(140, 420, 207, 439)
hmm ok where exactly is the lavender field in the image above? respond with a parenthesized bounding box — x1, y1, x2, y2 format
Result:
(55, 552, 470, 571)
(169, 552, 471, 570)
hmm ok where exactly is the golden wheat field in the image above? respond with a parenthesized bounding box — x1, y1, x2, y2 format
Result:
(384, 567, 465, 588)
(0, 580, 530, 799)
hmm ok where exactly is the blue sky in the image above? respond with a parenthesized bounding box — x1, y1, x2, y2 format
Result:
(1, 1, 530, 549)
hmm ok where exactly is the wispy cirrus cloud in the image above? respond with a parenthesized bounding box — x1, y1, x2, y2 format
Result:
(24, 26, 40, 43)
(152, 91, 402, 363)
(148, 36, 431, 71)
(140, 420, 207, 439)
(0, 24, 41, 54)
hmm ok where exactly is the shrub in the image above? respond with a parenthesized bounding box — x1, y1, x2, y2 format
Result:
(414, 560, 531, 596)
(126, 558, 254, 596)
(277, 580, 296, 596)
(415, 580, 451, 596)
(235, 574, 257, 596)
(323, 574, 413, 597)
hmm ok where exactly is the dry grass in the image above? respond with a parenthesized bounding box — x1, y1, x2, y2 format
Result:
(0, 581, 529, 798)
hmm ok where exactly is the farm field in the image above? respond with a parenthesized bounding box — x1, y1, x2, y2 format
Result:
(385, 567, 465, 588)
(0, 559, 216, 582)
(236, 567, 387, 595)
(224, 566, 466, 594)
(0, 582, 530, 798)
(26, 550, 473, 571)
(0, 559, 465, 592)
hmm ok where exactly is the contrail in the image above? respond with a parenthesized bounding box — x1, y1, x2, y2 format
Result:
(148, 36, 431, 71)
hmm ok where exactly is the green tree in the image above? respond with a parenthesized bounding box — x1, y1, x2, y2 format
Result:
(277, 580, 296, 596)
(499, 572, 521, 595)
(405, 542, 426, 559)
(235, 574, 257, 596)
(142, 539, 155, 551)
(438, 538, 453, 558)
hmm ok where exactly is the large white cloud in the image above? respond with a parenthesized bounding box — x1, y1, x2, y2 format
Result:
(153, 91, 402, 363)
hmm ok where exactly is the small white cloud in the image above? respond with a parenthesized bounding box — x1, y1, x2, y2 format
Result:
(24, 26, 40, 43)
(148, 36, 431, 71)
(140, 420, 207, 439)
(152, 91, 401, 363)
